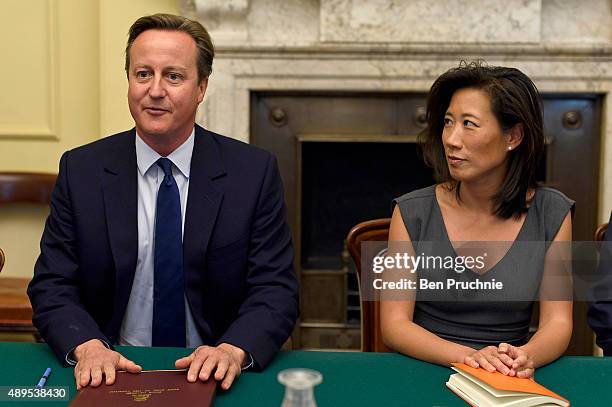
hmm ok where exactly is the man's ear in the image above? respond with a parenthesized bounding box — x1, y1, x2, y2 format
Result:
(506, 123, 524, 150)
(197, 77, 208, 103)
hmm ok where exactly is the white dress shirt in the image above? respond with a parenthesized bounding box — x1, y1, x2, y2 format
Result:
(119, 128, 204, 347)
(66, 128, 252, 368)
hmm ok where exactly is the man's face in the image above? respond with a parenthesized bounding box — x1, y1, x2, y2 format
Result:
(127, 29, 206, 146)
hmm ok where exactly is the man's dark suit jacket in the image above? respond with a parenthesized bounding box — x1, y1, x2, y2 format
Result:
(27, 124, 299, 369)
(588, 211, 612, 355)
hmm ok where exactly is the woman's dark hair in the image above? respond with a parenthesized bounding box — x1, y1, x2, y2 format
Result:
(419, 60, 544, 219)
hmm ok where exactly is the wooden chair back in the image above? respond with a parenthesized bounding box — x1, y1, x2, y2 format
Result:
(595, 222, 609, 242)
(346, 218, 392, 352)
(0, 172, 56, 205)
(0, 172, 55, 339)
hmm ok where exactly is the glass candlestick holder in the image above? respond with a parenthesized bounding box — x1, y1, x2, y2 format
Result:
(277, 368, 323, 407)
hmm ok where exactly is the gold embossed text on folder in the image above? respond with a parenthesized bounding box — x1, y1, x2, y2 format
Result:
(69, 370, 216, 406)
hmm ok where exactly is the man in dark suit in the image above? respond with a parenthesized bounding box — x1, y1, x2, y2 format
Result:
(588, 211, 612, 355)
(27, 14, 298, 390)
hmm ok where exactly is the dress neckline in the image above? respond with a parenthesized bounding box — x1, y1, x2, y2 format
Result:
(431, 185, 536, 276)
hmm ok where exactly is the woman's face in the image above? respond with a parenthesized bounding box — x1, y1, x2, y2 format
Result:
(442, 87, 514, 185)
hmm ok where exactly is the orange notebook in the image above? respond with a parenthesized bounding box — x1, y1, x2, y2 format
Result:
(69, 369, 216, 407)
(446, 363, 569, 407)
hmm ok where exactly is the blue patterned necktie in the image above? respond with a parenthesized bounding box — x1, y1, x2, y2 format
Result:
(152, 157, 186, 347)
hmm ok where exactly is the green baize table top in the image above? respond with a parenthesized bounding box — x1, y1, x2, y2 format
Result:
(0, 342, 610, 406)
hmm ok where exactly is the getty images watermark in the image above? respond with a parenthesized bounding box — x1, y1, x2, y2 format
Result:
(372, 251, 504, 291)
(358, 241, 608, 302)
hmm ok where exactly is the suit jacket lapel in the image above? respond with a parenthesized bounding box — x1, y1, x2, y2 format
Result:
(184, 125, 225, 341)
(101, 130, 139, 338)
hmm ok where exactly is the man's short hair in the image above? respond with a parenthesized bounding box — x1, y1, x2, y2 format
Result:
(125, 13, 214, 82)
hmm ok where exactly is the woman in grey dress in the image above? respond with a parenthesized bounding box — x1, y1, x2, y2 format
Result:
(381, 62, 573, 379)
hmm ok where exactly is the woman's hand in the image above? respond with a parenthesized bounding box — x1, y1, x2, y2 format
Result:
(498, 343, 535, 378)
(464, 345, 515, 375)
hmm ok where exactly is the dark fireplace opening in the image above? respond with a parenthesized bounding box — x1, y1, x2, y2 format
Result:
(301, 141, 434, 325)
(301, 141, 434, 269)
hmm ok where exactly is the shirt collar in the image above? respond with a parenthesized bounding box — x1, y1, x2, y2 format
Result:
(135, 128, 195, 178)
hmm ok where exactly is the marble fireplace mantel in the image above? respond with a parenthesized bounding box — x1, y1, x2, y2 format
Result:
(179, 0, 612, 219)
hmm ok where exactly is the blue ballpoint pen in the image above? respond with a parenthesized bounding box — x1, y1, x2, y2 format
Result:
(36, 368, 51, 389)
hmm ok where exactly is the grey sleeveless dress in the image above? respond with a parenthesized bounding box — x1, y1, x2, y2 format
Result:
(393, 185, 574, 348)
